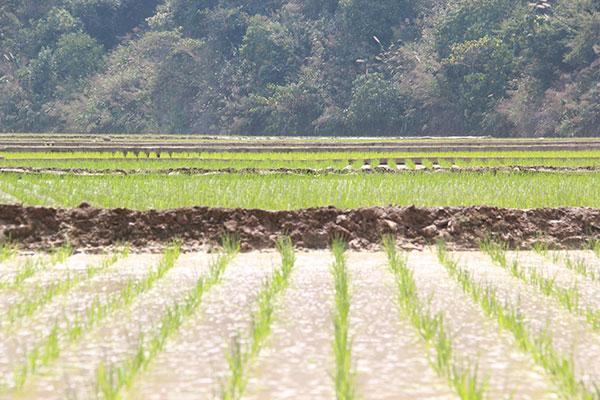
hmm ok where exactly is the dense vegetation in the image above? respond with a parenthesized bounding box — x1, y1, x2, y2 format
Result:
(1, 0, 599, 136)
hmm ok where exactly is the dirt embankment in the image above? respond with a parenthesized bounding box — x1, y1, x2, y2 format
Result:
(1, 166, 600, 176)
(1, 204, 599, 252)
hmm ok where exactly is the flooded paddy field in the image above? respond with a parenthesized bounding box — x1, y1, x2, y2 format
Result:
(1, 244, 600, 399)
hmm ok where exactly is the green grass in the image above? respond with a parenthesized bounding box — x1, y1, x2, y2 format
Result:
(3, 243, 180, 392)
(383, 236, 485, 399)
(222, 237, 295, 400)
(96, 237, 239, 400)
(1, 150, 600, 170)
(2, 171, 600, 209)
(330, 238, 355, 400)
(437, 243, 595, 398)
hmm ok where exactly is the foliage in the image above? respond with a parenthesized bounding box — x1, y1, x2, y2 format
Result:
(0, 0, 599, 136)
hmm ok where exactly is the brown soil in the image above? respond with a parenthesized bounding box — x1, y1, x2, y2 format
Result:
(1, 204, 599, 252)
(1, 165, 600, 176)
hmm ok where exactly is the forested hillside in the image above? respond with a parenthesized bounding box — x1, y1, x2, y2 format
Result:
(1, 0, 599, 136)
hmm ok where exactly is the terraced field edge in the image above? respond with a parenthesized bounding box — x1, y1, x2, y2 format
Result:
(1, 204, 599, 252)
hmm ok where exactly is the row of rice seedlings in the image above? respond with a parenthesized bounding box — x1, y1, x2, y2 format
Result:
(0, 243, 73, 291)
(330, 238, 355, 400)
(589, 240, 600, 258)
(222, 237, 296, 400)
(4, 243, 181, 392)
(533, 241, 600, 284)
(95, 237, 240, 400)
(481, 240, 600, 330)
(2, 246, 129, 328)
(0, 241, 17, 262)
(437, 243, 594, 398)
(382, 236, 485, 399)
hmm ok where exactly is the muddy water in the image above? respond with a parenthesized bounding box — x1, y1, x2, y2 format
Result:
(126, 251, 278, 400)
(409, 251, 557, 400)
(346, 252, 457, 400)
(510, 251, 600, 317)
(0, 254, 105, 318)
(2, 250, 599, 398)
(0, 254, 50, 286)
(0, 254, 159, 391)
(456, 251, 600, 393)
(244, 251, 336, 400)
(11, 252, 213, 400)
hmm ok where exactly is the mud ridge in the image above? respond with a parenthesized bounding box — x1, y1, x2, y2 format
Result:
(1, 166, 600, 176)
(1, 204, 599, 252)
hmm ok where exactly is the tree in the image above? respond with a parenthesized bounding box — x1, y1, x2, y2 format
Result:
(240, 16, 296, 85)
(345, 73, 408, 135)
(439, 36, 516, 133)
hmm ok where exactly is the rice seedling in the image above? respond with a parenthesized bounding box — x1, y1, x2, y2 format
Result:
(0, 241, 16, 262)
(222, 236, 296, 400)
(2, 171, 600, 210)
(589, 239, 600, 258)
(535, 243, 600, 285)
(0, 243, 71, 290)
(4, 243, 181, 392)
(437, 243, 593, 398)
(95, 237, 239, 400)
(383, 236, 485, 400)
(330, 238, 355, 400)
(481, 240, 600, 330)
(2, 246, 128, 327)
(51, 242, 74, 264)
(0, 259, 38, 290)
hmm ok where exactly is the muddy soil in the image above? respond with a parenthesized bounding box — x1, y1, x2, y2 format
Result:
(1, 166, 600, 175)
(1, 204, 600, 252)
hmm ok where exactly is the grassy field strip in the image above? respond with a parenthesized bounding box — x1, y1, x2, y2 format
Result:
(481, 242, 600, 331)
(448, 250, 600, 397)
(221, 238, 295, 400)
(5, 157, 600, 171)
(404, 248, 554, 398)
(0, 187, 18, 204)
(1, 179, 60, 207)
(4, 149, 600, 160)
(3, 172, 600, 209)
(347, 251, 458, 399)
(0, 251, 168, 393)
(125, 252, 279, 400)
(0, 253, 107, 324)
(243, 251, 336, 400)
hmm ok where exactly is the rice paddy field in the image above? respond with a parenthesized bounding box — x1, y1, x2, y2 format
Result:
(3, 241, 600, 399)
(1, 171, 600, 209)
(2, 134, 600, 399)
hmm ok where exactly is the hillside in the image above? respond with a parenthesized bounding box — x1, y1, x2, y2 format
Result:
(1, 0, 599, 136)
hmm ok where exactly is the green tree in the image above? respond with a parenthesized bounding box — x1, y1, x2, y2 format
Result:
(345, 73, 408, 135)
(240, 16, 296, 85)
